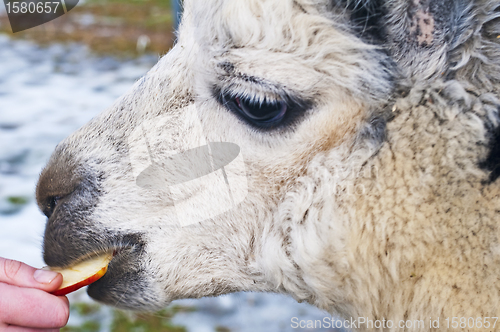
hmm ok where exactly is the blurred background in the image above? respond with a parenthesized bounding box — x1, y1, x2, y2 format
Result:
(0, 1, 340, 331)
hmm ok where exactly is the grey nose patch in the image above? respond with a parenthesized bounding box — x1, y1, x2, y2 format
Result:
(136, 142, 240, 188)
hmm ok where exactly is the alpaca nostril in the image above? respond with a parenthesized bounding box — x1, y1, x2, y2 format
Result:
(44, 196, 61, 219)
(35, 143, 82, 220)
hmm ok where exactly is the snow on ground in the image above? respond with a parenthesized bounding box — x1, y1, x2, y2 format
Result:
(0, 34, 340, 332)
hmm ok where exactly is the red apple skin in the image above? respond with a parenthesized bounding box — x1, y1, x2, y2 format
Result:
(51, 265, 108, 296)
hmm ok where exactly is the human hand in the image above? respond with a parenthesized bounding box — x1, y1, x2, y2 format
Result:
(0, 257, 69, 331)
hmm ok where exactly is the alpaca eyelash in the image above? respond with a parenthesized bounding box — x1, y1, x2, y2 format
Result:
(224, 91, 282, 107)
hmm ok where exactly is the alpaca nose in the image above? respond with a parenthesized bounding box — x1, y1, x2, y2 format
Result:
(36, 146, 82, 219)
(36, 145, 104, 267)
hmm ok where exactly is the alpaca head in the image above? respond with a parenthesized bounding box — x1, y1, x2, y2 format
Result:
(36, 0, 500, 320)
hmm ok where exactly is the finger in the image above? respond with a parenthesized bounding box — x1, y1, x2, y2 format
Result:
(0, 283, 69, 329)
(0, 325, 60, 332)
(0, 258, 62, 292)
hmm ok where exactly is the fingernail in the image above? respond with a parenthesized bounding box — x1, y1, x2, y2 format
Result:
(34, 269, 59, 284)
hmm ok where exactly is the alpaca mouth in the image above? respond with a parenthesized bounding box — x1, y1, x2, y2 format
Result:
(86, 239, 148, 303)
(44, 243, 139, 278)
(43, 231, 146, 282)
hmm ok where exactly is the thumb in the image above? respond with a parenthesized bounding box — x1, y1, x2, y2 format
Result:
(0, 257, 63, 292)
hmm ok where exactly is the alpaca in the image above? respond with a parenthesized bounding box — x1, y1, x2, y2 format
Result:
(36, 0, 500, 330)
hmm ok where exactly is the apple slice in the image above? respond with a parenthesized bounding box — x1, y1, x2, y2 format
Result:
(43, 252, 113, 296)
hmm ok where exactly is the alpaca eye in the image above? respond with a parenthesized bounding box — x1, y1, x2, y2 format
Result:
(224, 94, 287, 126)
(217, 88, 312, 130)
(234, 97, 287, 123)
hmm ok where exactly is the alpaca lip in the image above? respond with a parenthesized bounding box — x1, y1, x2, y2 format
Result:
(45, 251, 114, 296)
(87, 246, 137, 284)
(47, 250, 115, 270)
(86, 241, 149, 306)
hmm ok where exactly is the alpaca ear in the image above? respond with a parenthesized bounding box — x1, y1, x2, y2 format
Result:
(386, 0, 500, 79)
(333, 0, 462, 51)
(330, 0, 388, 44)
(391, 0, 459, 49)
(378, 0, 468, 78)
